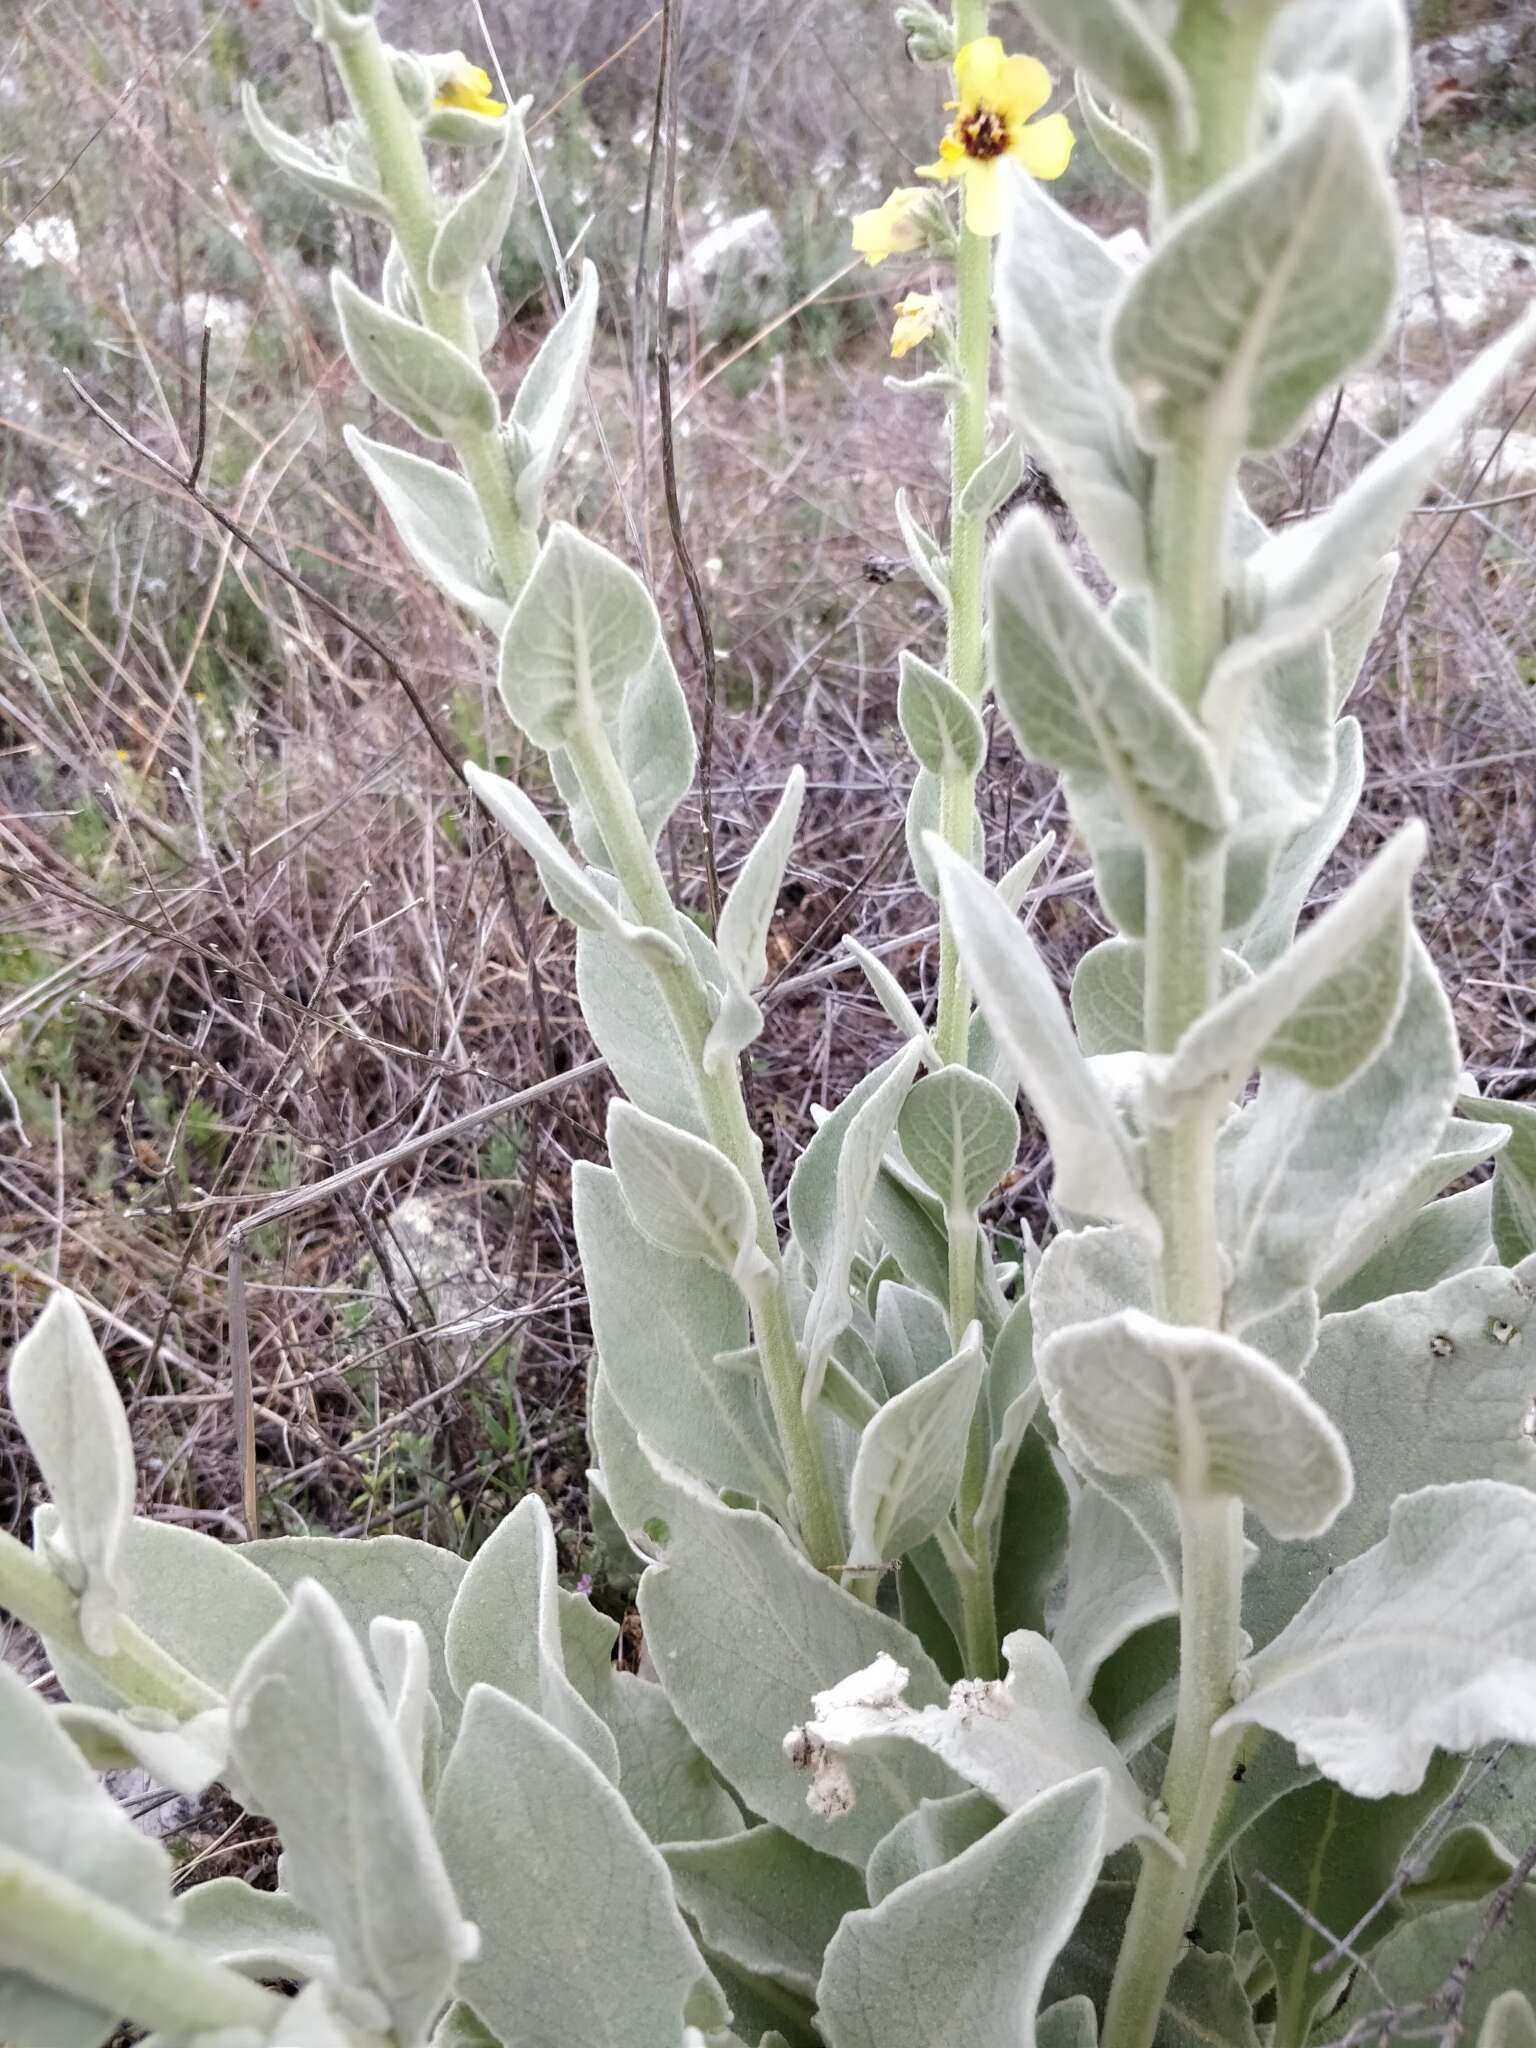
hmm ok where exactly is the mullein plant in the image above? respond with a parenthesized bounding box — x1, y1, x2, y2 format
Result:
(5, 0, 1536, 2042)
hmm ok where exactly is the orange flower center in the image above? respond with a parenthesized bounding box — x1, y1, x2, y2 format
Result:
(959, 106, 1010, 160)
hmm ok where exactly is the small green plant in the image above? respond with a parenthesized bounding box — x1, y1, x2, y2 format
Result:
(5, 1, 1536, 2045)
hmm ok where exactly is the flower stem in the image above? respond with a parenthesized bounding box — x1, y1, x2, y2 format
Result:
(1100, 4, 1272, 2038)
(945, 1208, 999, 1679)
(560, 718, 846, 1576)
(0, 1527, 222, 1720)
(0, 1847, 285, 2041)
(328, 20, 537, 596)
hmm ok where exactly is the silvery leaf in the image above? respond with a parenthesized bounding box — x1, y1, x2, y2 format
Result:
(575, 901, 719, 1138)
(996, 832, 1057, 914)
(606, 1100, 771, 1294)
(494, 521, 660, 750)
(0, 1663, 174, 2048)
(1237, 715, 1364, 971)
(575, 1169, 784, 1515)
(331, 271, 497, 441)
(1267, 0, 1412, 146)
(898, 1067, 1019, 1219)
(816, 1773, 1109, 2048)
(704, 766, 806, 1075)
(639, 1450, 957, 1866)
(53, 1703, 228, 1796)
(802, 1043, 924, 1409)
(176, 1877, 334, 1981)
(553, 639, 696, 862)
(1483, 1995, 1536, 2048)
(865, 1789, 999, 1907)
(1232, 306, 1536, 667)
(369, 1616, 439, 1793)
(957, 434, 1025, 522)
(848, 1326, 984, 1568)
(507, 260, 598, 526)
(9, 1292, 135, 1656)
(898, 653, 986, 779)
(1074, 72, 1153, 191)
(894, 490, 949, 606)
(989, 511, 1228, 838)
(873, 1281, 953, 1398)
(997, 173, 1151, 584)
(904, 767, 982, 895)
(1242, 1258, 1536, 1650)
(1458, 1094, 1536, 1266)
(1110, 85, 1397, 451)
(240, 86, 390, 220)
(464, 764, 683, 968)
(1018, 0, 1194, 144)
(1321, 1181, 1493, 1315)
(930, 839, 1157, 1239)
(427, 114, 523, 294)
(1147, 821, 1421, 1110)
(1038, 1309, 1352, 1539)
(1219, 937, 1461, 1325)
(444, 1493, 618, 1780)
(1220, 1482, 1536, 1796)
(795, 1639, 1162, 1859)
(242, 1534, 465, 1733)
(557, 1583, 744, 1845)
(1050, 1484, 1178, 1704)
(228, 1582, 471, 2045)
(435, 1684, 725, 2048)
(1070, 939, 1252, 1057)
(841, 938, 941, 1070)
(343, 429, 508, 633)
(663, 1829, 865, 2000)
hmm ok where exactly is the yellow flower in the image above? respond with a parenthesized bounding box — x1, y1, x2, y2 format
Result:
(890, 291, 943, 359)
(851, 187, 929, 267)
(917, 37, 1073, 238)
(433, 60, 506, 119)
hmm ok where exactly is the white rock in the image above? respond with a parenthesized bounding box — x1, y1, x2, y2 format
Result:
(1414, 22, 1520, 100)
(6, 214, 78, 269)
(1397, 215, 1533, 348)
(370, 1192, 505, 1362)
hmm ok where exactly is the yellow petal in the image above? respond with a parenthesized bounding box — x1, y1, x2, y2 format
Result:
(916, 136, 965, 183)
(1010, 111, 1075, 182)
(953, 36, 1006, 109)
(962, 159, 1004, 238)
(993, 53, 1052, 126)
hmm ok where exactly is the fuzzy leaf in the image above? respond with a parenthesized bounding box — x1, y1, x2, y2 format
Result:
(931, 840, 1157, 1238)
(507, 260, 599, 527)
(1219, 938, 1462, 1326)
(554, 640, 695, 862)
(1220, 1482, 1536, 1796)
(957, 434, 1025, 522)
(1111, 86, 1397, 451)
(640, 1453, 958, 1866)
(228, 1583, 470, 2044)
(1148, 822, 1421, 1108)
(574, 1167, 784, 1515)
(1268, 0, 1411, 142)
(1242, 1258, 1536, 1649)
(176, 1878, 334, 1981)
(607, 1100, 770, 1294)
(1459, 1094, 1536, 1266)
(894, 491, 949, 606)
(241, 85, 390, 220)
(1071, 940, 1252, 1057)
(444, 1493, 617, 1779)
(898, 1067, 1019, 1219)
(842, 938, 941, 1069)
(1238, 716, 1365, 971)
(1039, 1309, 1352, 1538)
(802, 1043, 924, 1408)
(848, 1327, 984, 1568)
(435, 1684, 724, 2047)
(332, 271, 496, 440)
(464, 764, 683, 968)
(704, 767, 806, 1075)
(9, 1293, 135, 1656)
(898, 653, 986, 778)
(816, 1773, 1109, 2048)
(997, 176, 1151, 584)
(494, 521, 659, 750)
(427, 115, 523, 294)
(53, 1703, 228, 1796)
(663, 1829, 864, 1999)
(990, 511, 1228, 837)
(344, 429, 508, 633)
(1051, 1484, 1178, 1703)
(1019, 0, 1194, 143)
